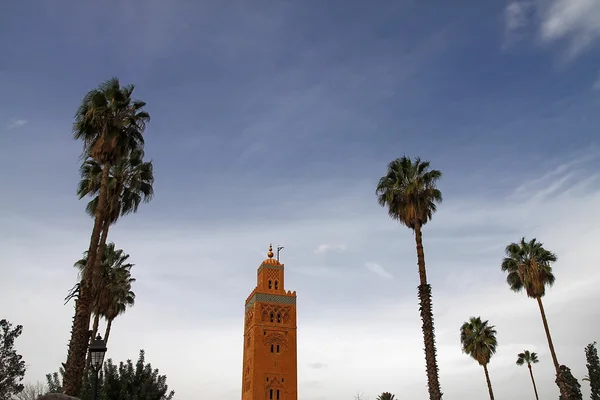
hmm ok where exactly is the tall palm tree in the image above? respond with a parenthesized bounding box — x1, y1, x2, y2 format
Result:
(501, 237, 568, 397)
(64, 77, 149, 396)
(377, 392, 396, 400)
(517, 350, 540, 400)
(77, 147, 154, 275)
(376, 156, 443, 400)
(460, 317, 498, 400)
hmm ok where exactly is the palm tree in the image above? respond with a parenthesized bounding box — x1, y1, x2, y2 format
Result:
(501, 237, 568, 397)
(377, 392, 396, 400)
(64, 77, 149, 396)
(66, 244, 136, 367)
(517, 350, 540, 400)
(460, 317, 498, 400)
(101, 265, 136, 345)
(376, 156, 443, 400)
(77, 147, 154, 275)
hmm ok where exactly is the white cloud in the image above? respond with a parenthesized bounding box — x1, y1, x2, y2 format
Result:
(1, 152, 600, 399)
(539, 0, 600, 57)
(7, 119, 28, 129)
(314, 243, 347, 254)
(364, 262, 394, 280)
(504, 0, 600, 59)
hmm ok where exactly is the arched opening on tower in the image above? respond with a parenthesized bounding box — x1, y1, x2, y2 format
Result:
(274, 280, 279, 290)
(268, 280, 272, 289)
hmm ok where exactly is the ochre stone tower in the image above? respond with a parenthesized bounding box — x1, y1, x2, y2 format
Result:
(241, 245, 298, 400)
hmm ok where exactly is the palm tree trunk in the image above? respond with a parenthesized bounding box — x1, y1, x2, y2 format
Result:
(528, 364, 539, 400)
(104, 318, 113, 345)
(536, 297, 560, 372)
(415, 224, 428, 285)
(483, 364, 495, 400)
(536, 297, 569, 398)
(91, 313, 100, 343)
(63, 161, 111, 396)
(95, 219, 111, 299)
(414, 224, 442, 400)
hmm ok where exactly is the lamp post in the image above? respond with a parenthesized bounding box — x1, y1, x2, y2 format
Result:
(88, 334, 107, 400)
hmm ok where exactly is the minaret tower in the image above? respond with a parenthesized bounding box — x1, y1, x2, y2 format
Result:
(241, 244, 298, 400)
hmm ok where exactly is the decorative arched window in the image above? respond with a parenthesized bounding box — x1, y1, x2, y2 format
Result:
(277, 313, 281, 323)
(268, 280, 272, 289)
(276, 344, 280, 353)
(277, 389, 280, 399)
(270, 313, 274, 323)
(270, 389, 273, 399)
(274, 281, 279, 290)
(270, 344, 274, 353)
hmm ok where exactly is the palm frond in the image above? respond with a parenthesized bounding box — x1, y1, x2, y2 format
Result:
(460, 316, 498, 366)
(501, 237, 557, 298)
(376, 156, 443, 229)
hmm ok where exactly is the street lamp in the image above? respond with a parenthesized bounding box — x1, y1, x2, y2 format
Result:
(88, 334, 107, 400)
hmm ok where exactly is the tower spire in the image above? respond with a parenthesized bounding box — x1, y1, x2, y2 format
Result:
(267, 243, 274, 259)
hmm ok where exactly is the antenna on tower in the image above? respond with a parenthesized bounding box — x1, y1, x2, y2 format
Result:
(276, 245, 284, 261)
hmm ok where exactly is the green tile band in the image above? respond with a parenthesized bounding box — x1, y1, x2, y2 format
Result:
(245, 293, 296, 311)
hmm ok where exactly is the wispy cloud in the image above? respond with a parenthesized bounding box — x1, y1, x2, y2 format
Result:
(504, 0, 600, 59)
(7, 119, 28, 129)
(539, 0, 600, 58)
(3, 151, 600, 399)
(503, 1, 534, 47)
(364, 262, 393, 280)
(308, 362, 328, 369)
(508, 151, 600, 203)
(2, 1, 600, 399)
(314, 244, 347, 254)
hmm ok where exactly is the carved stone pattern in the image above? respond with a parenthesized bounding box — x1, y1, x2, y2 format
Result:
(266, 268, 280, 282)
(245, 308, 254, 329)
(260, 305, 292, 324)
(263, 332, 288, 349)
(243, 359, 252, 392)
(266, 377, 284, 389)
(257, 264, 284, 274)
(242, 358, 252, 392)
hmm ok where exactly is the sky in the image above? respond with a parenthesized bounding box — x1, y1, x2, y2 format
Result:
(1, 0, 600, 399)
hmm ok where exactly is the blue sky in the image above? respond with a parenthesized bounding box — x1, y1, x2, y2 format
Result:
(1, 1, 600, 399)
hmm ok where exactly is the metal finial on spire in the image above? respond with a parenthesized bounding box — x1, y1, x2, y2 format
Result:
(267, 244, 274, 258)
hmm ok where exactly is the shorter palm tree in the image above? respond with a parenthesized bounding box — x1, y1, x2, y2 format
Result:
(460, 317, 498, 400)
(517, 350, 540, 400)
(65, 243, 136, 365)
(101, 266, 136, 345)
(376, 392, 395, 400)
